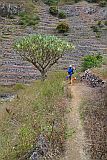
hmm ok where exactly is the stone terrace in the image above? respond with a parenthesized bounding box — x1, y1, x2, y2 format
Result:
(0, 1, 107, 85)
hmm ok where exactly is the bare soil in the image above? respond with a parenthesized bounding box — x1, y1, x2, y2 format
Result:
(62, 78, 107, 160)
(62, 83, 91, 160)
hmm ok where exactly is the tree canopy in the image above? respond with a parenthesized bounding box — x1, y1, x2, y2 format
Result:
(14, 34, 74, 80)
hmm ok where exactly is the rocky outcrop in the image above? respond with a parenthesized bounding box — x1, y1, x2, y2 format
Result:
(30, 134, 49, 160)
(17, 134, 49, 160)
(0, 3, 22, 17)
(0, 93, 15, 101)
(81, 70, 105, 87)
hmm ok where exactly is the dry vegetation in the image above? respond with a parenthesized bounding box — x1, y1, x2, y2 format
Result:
(92, 56, 107, 80)
(79, 62, 107, 160)
(0, 71, 68, 160)
(0, 0, 107, 159)
(80, 85, 107, 160)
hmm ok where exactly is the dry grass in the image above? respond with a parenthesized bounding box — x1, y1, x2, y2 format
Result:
(79, 59, 107, 159)
(92, 66, 107, 80)
(59, 0, 75, 5)
(0, 71, 67, 160)
(91, 56, 107, 80)
(80, 86, 107, 160)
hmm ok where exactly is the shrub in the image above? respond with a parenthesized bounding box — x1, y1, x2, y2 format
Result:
(86, 0, 97, 2)
(91, 25, 99, 32)
(58, 10, 66, 19)
(104, 21, 107, 26)
(81, 54, 103, 71)
(102, 56, 107, 65)
(74, 0, 80, 3)
(97, 20, 102, 26)
(43, 0, 59, 5)
(97, 20, 104, 28)
(49, 6, 58, 16)
(96, 32, 101, 38)
(14, 83, 25, 90)
(19, 12, 40, 26)
(99, 1, 107, 7)
(56, 21, 69, 33)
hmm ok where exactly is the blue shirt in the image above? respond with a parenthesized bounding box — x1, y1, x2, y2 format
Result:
(68, 67, 73, 76)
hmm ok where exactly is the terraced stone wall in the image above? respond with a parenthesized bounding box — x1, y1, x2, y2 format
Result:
(0, 2, 107, 85)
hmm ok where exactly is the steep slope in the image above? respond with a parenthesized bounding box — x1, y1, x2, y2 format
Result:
(0, 1, 107, 85)
(36, 1, 107, 67)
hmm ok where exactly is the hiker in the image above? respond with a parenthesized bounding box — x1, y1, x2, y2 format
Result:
(67, 65, 75, 84)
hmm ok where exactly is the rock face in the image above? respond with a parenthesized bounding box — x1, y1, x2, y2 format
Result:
(0, 3, 21, 17)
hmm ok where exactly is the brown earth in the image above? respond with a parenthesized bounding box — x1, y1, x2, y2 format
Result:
(62, 79, 107, 160)
(62, 83, 91, 160)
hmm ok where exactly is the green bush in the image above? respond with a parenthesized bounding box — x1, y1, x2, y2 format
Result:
(99, 1, 107, 7)
(97, 20, 102, 26)
(74, 0, 80, 3)
(14, 83, 25, 90)
(19, 12, 40, 26)
(104, 21, 107, 26)
(49, 6, 58, 16)
(96, 32, 101, 38)
(86, 0, 97, 2)
(8, 15, 15, 19)
(91, 25, 99, 32)
(43, 0, 59, 5)
(58, 10, 66, 19)
(81, 54, 103, 71)
(56, 21, 69, 33)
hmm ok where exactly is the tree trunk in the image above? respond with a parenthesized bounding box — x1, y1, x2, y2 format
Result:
(41, 71, 46, 81)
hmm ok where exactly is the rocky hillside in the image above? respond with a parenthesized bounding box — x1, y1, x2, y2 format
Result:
(0, 1, 107, 85)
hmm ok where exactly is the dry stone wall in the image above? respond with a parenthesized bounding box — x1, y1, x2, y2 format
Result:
(0, 3, 22, 17)
(0, 2, 107, 85)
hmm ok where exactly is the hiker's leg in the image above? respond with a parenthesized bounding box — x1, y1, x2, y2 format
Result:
(69, 75, 71, 84)
(71, 77, 73, 85)
(70, 75, 73, 84)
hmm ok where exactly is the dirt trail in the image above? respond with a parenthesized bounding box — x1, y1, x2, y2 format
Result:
(63, 83, 91, 160)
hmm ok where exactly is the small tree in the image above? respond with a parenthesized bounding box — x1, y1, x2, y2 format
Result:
(14, 34, 74, 80)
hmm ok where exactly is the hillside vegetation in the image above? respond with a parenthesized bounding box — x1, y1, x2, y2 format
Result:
(0, 0, 107, 85)
(79, 75, 107, 159)
(0, 72, 67, 159)
(0, 0, 107, 159)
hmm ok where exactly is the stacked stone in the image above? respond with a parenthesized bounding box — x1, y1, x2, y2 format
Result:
(0, 2, 107, 85)
(0, 3, 22, 17)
